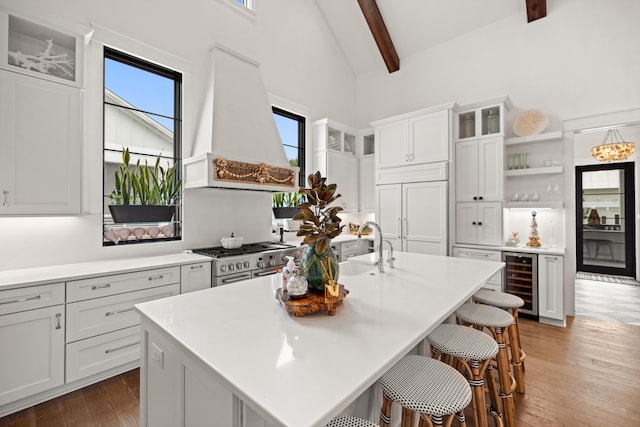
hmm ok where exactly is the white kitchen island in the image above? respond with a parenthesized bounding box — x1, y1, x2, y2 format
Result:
(135, 252, 503, 427)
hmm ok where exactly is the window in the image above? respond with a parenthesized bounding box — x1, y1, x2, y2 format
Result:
(103, 47, 182, 245)
(272, 106, 305, 186)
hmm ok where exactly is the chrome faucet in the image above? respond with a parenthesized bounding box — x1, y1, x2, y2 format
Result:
(385, 240, 395, 269)
(357, 221, 384, 273)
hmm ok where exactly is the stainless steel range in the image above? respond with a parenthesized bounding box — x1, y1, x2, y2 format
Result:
(192, 242, 304, 287)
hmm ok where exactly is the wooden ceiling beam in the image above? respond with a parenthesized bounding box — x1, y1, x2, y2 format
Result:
(357, 0, 400, 73)
(526, 0, 547, 23)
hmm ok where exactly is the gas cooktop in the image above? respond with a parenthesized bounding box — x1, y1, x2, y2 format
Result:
(192, 242, 296, 258)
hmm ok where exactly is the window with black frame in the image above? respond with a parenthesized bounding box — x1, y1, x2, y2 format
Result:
(103, 47, 182, 245)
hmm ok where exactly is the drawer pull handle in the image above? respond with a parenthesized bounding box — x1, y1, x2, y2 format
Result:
(148, 275, 164, 281)
(190, 265, 204, 270)
(2, 190, 8, 207)
(55, 313, 62, 330)
(0, 294, 41, 305)
(105, 342, 139, 354)
(465, 252, 490, 258)
(105, 307, 135, 317)
(92, 284, 111, 291)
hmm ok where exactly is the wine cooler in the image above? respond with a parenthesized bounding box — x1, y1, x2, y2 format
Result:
(502, 252, 538, 316)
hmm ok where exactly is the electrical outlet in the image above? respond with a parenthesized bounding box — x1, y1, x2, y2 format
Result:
(151, 342, 164, 369)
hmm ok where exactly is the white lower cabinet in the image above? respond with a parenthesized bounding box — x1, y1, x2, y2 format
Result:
(181, 262, 212, 293)
(455, 202, 502, 246)
(0, 284, 65, 406)
(538, 254, 564, 320)
(452, 247, 503, 292)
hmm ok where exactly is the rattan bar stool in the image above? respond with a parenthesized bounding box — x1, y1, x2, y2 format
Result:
(455, 303, 518, 427)
(427, 324, 502, 427)
(472, 289, 526, 393)
(379, 355, 472, 427)
(326, 416, 379, 427)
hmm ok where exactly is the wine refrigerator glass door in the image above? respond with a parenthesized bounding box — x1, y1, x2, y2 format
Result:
(576, 162, 636, 277)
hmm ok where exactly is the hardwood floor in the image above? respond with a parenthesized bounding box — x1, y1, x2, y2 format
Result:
(1, 316, 639, 426)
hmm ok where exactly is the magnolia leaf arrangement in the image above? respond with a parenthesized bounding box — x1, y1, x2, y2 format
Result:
(109, 147, 182, 206)
(293, 171, 344, 255)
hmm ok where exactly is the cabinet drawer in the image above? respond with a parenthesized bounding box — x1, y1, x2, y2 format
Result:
(452, 247, 503, 286)
(66, 325, 140, 383)
(67, 267, 180, 302)
(340, 239, 364, 253)
(0, 283, 65, 316)
(66, 283, 180, 342)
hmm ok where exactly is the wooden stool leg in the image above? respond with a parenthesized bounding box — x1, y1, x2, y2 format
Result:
(401, 407, 415, 427)
(454, 410, 467, 427)
(469, 359, 489, 427)
(418, 413, 435, 427)
(494, 327, 517, 427)
(510, 308, 526, 374)
(379, 392, 393, 427)
(508, 322, 525, 394)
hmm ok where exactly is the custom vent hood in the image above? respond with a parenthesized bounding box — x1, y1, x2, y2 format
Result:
(184, 44, 299, 192)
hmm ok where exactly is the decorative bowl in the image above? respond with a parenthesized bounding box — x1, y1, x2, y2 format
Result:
(221, 236, 243, 249)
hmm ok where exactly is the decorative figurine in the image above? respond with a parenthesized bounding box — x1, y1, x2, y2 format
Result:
(527, 210, 542, 247)
(506, 231, 520, 247)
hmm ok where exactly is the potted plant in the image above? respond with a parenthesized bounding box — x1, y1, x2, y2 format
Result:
(293, 171, 344, 293)
(108, 147, 182, 223)
(272, 191, 301, 219)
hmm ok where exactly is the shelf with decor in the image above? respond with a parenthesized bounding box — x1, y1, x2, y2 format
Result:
(504, 201, 564, 209)
(505, 131, 563, 146)
(505, 166, 563, 177)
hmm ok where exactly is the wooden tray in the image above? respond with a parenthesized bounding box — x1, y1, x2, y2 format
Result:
(276, 285, 349, 317)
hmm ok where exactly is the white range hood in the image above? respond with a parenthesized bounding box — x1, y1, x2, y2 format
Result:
(184, 44, 299, 192)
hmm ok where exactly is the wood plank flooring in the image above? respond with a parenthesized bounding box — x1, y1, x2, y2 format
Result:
(1, 316, 639, 426)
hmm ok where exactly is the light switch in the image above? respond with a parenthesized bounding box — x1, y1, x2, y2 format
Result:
(151, 342, 164, 369)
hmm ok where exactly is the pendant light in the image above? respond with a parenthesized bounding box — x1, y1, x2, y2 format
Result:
(591, 129, 635, 162)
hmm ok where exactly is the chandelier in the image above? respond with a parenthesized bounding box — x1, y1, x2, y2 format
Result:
(591, 129, 635, 162)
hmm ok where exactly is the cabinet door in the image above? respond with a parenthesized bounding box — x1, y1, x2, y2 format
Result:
(409, 110, 449, 165)
(478, 137, 504, 201)
(455, 140, 479, 202)
(0, 71, 81, 215)
(375, 120, 408, 169)
(476, 202, 503, 246)
(0, 305, 64, 406)
(181, 262, 212, 293)
(328, 152, 357, 211)
(455, 203, 478, 244)
(403, 181, 447, 255)
(538, 255, 564, 320)
(376, 184, 402, 251)
(358, 156, 375, 212)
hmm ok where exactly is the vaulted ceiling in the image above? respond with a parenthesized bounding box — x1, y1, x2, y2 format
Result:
(315, 0, 542, 76)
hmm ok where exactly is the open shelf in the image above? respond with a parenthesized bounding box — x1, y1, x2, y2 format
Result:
(506, 166, 563, 177)
(505, 201, 564, 209)
(505, 131, 563, 146)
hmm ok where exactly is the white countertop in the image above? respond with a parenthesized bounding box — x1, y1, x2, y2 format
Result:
(135, 251, 503, 427)
(453, 243, 565, 256)
(0, 252, 212, 290)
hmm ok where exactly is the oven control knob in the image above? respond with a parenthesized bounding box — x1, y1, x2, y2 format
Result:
(236, 262, 243, 270)
(257, 261, 265, 268)
(229, 263, 235, 271)
(268, 260, 276, 267)
(244, 261, 250, 268)
(220, 265, 227, 273)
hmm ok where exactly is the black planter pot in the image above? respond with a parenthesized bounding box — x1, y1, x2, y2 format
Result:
(109, 205, 175, 223)
(272, 206, 300, 219)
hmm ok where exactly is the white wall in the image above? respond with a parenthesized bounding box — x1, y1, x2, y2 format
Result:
(355, 0, 640, 127)
(0, 0, 357, 270)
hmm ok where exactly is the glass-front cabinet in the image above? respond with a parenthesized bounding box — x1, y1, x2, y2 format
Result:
(455, 98, 512, 141)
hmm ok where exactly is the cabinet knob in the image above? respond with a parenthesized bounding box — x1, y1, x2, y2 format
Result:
(478, 222, 483, 226)
(472, 221, 477, 225)
(478, 196, 483, 200)
(473, 196, 478, 200)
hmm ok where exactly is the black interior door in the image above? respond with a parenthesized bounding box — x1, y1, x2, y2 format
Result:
(576, 162, 636, 277)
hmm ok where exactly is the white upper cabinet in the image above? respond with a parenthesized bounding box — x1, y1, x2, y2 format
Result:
(374, 108, 450, 169)
(455, 202, 503, 246)
(455, 136, 504, 202)
(0, 70, 81, 215)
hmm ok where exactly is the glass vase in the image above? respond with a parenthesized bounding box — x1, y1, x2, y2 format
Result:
(300, 239, 339, 294)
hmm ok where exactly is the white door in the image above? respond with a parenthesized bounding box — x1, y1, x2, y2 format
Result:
(375, 120, 408, 169)
(358, 156, 375, 212)
(538, 255, 564, 320)
(455, 203, 479, 244)
(454, 140, 479, 202)
(328, 151, 358, 212)
(403, 181, 447, 255)
(181, 263, 213, 293)
(476, 202, 503, 246)
(376, 184, 402, 251)
(0, 71, 81, 215)
(0, 305, 65, 406)
(478, 136, 504, 201)
(409, 110, 449, 165)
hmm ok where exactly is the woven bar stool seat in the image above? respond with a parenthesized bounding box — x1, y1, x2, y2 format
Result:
(473, 289, 527, 394)
(455, 303, 518, 427)
(379, 355, 471, 427)
(326, 416, 379, 427)
(427, 324, 501, 427)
